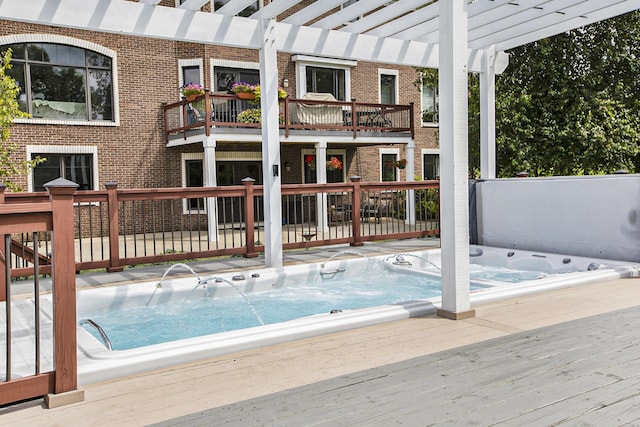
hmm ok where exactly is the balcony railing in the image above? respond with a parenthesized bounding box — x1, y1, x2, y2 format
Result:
(163, 92, 415, 140)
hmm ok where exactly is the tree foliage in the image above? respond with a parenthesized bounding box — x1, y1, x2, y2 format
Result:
(415, 11, 640, 178)
(494, 11, 640, 177)
(0, 48, 43, 191)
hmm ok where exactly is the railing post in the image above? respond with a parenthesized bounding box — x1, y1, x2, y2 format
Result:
(284, 97, 290, 138)
(204, 91, 211, 137)
(44, 178, 84, 407)
(0, 184, 5, 302)
(243, 178, 258, 258)
(182, 102, 188, 140)
(409, 102, 415, 139)
(105, 182, 124, 272)
(351, 99, 358, 139)
(350, 176, 364, 247)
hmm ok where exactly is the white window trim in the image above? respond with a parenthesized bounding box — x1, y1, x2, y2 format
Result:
(292, 55, 355, 99)
(2, 34, 120, 127)
(210, 59, 260, 91)
(421, 148, 441, 180)
(181, 152, 206, 214)
(178, 58, 204, 100)
(380, 147, 400, 182)
(26, 145, 99, 192)
(378, 68, 399, 104)
(301, 148, 347, 183)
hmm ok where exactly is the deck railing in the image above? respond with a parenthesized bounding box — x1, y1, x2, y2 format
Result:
(163, 92, 414, 140)
(2, 179, 439, 277)
(0, 181, 82, 407)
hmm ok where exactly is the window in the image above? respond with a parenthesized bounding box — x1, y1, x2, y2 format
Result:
(182, 66, 201, 87)
(4, 42, 114, 122)
(379, 71, 397, 104)
(293, 56, 354, 100)
(303, 150, 345, 184)
(380, 148, 400, 182)
(31, 152, 95, 192)
(422, 84, 438, 125)
(178, 59, 204, 98)
(381, 153, 398, 182)
(423, 153, 440, 180)
(185, 158, 205, 211)
(305, 67, 346, 101)
(214, 67, 259, 92)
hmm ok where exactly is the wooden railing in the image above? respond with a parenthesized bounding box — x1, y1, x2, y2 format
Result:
(163, 92, 414, 140)
(2, 179, 439, 276)
(0, 180, 83, 407)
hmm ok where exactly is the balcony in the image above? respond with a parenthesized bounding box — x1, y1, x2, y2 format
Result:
(163, 91, 415, 142)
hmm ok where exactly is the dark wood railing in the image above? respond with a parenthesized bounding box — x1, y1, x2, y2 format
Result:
(163, 92, 414, 140)
(2, 180, 439, 277)
(0, 181, 83, 407)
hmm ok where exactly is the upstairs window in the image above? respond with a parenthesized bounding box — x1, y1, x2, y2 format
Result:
(305, 67, 346, 101)
(379, 70, 398, 104)
(3, 42, 114, 122)
(214, 67, 259, 92)
(422, 84, 438, 125)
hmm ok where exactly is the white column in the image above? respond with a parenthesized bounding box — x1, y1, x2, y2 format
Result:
(405, 141, 416, 226)
(259, 19, 283, 268)
(437, 0, 474, 319)
(203, 136, 219, 241)
(315, 141, 328, 232)
(480, 46, 497, 180)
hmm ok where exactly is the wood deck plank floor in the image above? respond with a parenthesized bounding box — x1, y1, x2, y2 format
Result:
(2, 278, 640, 426)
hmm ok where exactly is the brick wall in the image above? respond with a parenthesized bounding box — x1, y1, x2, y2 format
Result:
(1, 14, 439, 192)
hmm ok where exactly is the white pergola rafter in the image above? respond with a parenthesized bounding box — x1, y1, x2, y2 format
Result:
(1, 0, 638, 315)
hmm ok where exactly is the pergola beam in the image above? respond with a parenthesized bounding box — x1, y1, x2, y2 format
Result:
(491, 0, 640, 51)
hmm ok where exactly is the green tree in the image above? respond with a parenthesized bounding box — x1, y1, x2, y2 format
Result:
(414, 11, 640, 178)
(0, 48, 43, 191)
(495, 11, 640, 177)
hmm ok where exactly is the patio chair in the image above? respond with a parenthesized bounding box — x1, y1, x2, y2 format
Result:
(328, 194, 352, 224)
(361, 195, 381, 223)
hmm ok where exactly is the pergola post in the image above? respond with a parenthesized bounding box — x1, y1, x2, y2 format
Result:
(480, 45, 497, 180)
(405, 141, 416, 226)
(259, 18, 283, 268)
(203, 136, 219, 242)
(437, 0, 475, 320)
(315, 140, 328, 232)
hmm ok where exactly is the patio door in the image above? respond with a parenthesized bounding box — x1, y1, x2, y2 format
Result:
(216, 160, 263, 223)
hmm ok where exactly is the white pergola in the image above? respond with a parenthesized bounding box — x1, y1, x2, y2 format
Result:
(1, 0, 638, 318)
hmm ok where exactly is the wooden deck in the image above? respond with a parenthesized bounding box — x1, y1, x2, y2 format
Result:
(3, 278, 640, 426)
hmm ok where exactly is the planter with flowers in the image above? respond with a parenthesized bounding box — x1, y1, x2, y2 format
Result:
(394, 159, 407, 169)
(231, 81, 257, 100)
(231, 82, 287, 103)
(326, 156, 343, 171)
(304, 154, 316, 170)
(252, 85, 287, 104)
(181, 83, 205, 102)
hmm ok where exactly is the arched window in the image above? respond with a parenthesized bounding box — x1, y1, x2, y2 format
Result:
(2, 42, 114, 122)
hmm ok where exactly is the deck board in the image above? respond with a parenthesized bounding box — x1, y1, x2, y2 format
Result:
(3, 278, 640, 426)
(152, 303, 640, 426)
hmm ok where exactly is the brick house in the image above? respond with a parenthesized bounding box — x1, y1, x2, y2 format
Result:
(0, 1, 440, 196)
